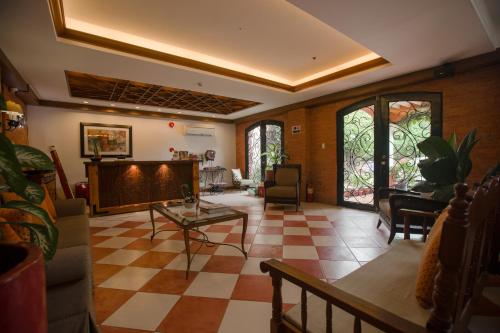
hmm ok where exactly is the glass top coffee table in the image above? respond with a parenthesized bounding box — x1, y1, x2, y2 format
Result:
(149, 200, 248, 278)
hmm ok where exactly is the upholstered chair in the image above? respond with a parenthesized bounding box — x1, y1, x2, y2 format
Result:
(264, 164, 301, 211)
(231, 168, 257, 191)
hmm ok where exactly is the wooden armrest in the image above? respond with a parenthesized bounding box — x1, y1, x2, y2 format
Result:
(398, 209, 440, 219)
(260, 259, 428, 333)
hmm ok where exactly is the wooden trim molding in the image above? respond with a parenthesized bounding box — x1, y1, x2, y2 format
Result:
(38, 99, 234, 123)
(234, 49, 500, 123)
(47, 0, 389, 93)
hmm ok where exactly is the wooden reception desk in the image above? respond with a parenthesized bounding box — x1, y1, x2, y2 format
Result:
(84, 160, 199, 216)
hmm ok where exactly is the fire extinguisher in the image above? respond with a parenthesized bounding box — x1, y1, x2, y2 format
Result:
(306, 184, 314, 202)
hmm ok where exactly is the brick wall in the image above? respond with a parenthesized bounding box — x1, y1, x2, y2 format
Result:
(235, 62, 500, 205)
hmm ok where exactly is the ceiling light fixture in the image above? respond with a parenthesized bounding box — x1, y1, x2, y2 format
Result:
(110, 103, 115, 106)
(83, 100, 88, 104)
(135, 106, 140, 109)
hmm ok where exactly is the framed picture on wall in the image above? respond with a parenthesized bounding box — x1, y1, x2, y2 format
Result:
(80, 123, 133, 158)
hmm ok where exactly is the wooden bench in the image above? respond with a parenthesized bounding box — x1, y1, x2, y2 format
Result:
(260, 177, 500, 333)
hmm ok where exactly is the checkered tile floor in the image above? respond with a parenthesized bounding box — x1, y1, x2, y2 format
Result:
(91, 192, 393, 333)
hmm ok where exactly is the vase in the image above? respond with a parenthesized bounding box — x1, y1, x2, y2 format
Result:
(0, 242, 47, 333)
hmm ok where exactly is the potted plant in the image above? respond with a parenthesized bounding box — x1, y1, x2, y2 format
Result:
(0, 132, 58, 260)
(261, 143, 288, 181)
(412, 129, 478, 202)
(90, 139, 102, 162)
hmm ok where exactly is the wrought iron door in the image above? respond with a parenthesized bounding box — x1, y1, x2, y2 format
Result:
(245, 120, 284, 182)
(337, 93, 442, 210)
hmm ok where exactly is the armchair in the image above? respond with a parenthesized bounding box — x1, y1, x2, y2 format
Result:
(231, 168, 256, 191)
(376, 187, 447, 244)
(264, 164, 301, 211)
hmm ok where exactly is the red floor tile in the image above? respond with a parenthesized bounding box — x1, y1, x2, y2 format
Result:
(187, 242, 219, 255)
(284, 211, 304, 215)
(92, 235, 112, 246)
(92, 247, 117, 262)
(283, 235, 314, 245)
(202, 255, 246, 274)
(263, 214, 283, 220)
(224, 232, 254, 244)
(90, 227, 108, 235)
(316, 246, 355, 261)
(124, 238, 164, 251)
(169, 230, 199, 240)
(249, 244, 283, 258)
(157, 296, 229, 333)
(205, 224, 234, 233)
(130, 251, 178, 268)
(237, 219, 260, 226)
(257, 226, 283, 234)
(100, 326, 152, 333)
(140, 270, 197, 294)
(119, 228, 151, 238)
(282, 259, 323, 279)
(283, 220, 308, 227)
(93, 287, 135, 323)
(115, 221, 145, 228)
(231, 275, 273, 302)
(93, 263, 124, 285)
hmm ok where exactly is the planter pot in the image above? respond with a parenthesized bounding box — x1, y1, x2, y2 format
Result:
(0, 242, 47, 333)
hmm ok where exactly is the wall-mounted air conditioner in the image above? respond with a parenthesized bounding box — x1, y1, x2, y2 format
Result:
(184, 126, 215, 136)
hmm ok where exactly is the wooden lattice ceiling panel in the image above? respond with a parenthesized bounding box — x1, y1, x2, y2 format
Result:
(65, 71, 261, 114)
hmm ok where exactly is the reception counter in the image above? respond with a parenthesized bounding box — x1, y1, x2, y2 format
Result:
(84, 160, 199, 216)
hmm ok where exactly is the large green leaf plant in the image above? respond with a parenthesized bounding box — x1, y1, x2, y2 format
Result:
(0, 132, 58, 261)
(412, 129, 478, 202)
(261, 143, 288, 170)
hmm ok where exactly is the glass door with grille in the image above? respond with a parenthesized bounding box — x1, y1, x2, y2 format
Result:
(337, 93, 442, 210)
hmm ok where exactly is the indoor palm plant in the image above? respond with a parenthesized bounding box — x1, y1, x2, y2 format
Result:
(412, 129, 478, 202)
(0, 131, 58, 261)
(261, 143, 288, 181)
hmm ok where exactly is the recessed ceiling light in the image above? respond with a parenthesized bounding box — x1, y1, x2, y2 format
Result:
(110, 104, 115, 107)
(135, 106, 140, 109)
(83, 100, 88, 104)
(177, 111, 182, 114)
(157, 108, 161, 111)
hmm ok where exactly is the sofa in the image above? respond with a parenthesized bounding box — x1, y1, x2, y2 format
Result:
(45, 198, 98, 333)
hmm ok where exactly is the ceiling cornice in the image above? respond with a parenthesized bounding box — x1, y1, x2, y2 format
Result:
(47, 0, 389, 93)
(234, 49, 500, 124)
(38, 99, 234, 124)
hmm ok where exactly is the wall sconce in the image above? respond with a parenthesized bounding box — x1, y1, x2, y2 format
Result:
(1, 110, 25, 131)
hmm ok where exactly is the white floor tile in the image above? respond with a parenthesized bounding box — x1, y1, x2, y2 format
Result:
(151, 240, 186, 253)
(97, 249, 146, 265)
(282, 279, 303, 304)
(282, 246, 319, 260)
(89, 219, 127, 228)
(283, 227, 311, 236)
(253, 234, 283, 245)
(283, 215, 306, 221)
(103, 292, 180, 331)
(199, 232, 228, 243)
(184, 272, 238, 299)
(260, 220, 283, 227)
(94, 237, 136, 249)
(135, 222, 165, 229)
(94, 227, 130, 236)
(164, 253, 210, 271)
(231, 225, 258, 234)
(311, 235, 345, 246)
(218, 300, 271, 333)
(240, 257, 269, 275)
(320, 260, 360, 279)
(217, 219, 240, 226)
(99, 267, 160, 290)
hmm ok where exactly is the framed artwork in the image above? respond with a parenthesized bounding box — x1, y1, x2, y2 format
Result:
(80, 123, 132, 158)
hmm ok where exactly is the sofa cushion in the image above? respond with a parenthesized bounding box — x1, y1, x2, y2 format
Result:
(285, 240, 430, 332)
(231, 168, 243, 182)
(46, 245, 90, 287)
(275, 168, 299, 186)
(415, 207, 449, 308)
(56, 215, 90, 248)
(266, 185, 296, 198)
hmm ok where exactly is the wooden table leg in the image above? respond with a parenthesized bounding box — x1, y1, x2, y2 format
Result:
(241, 215, 248, 259)
(149, 205, 156, 241)
(183, 228, 191, 279)
(403, 215, 410, 240)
